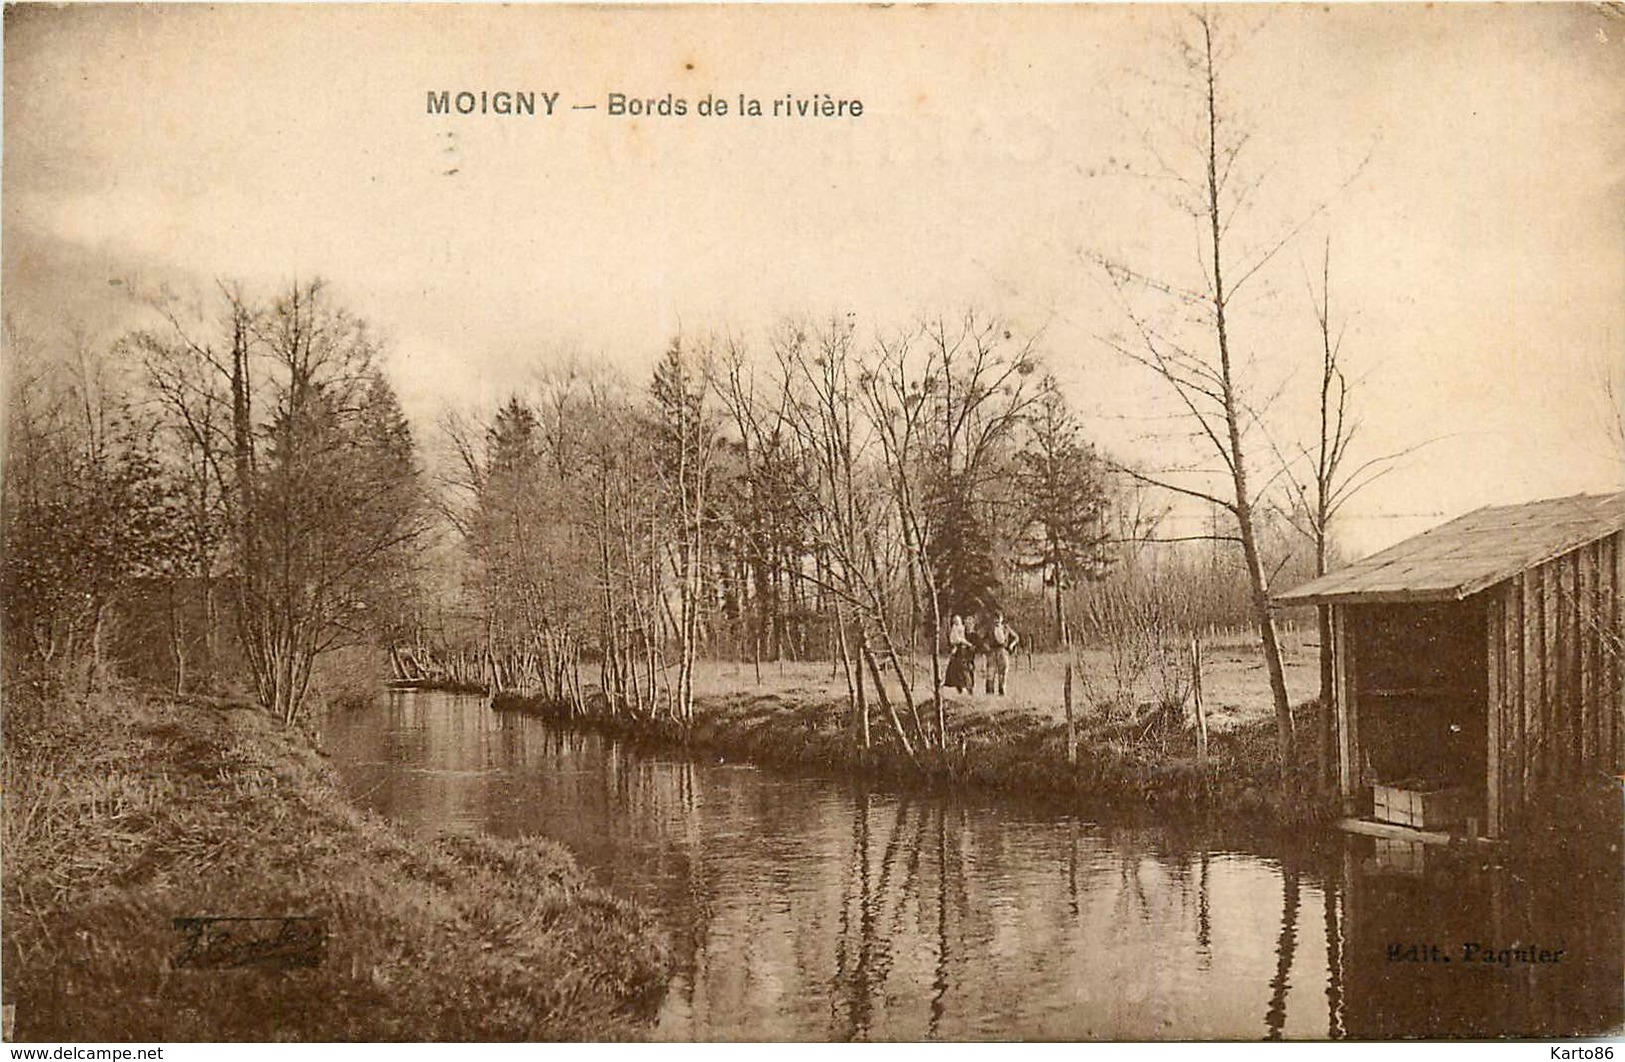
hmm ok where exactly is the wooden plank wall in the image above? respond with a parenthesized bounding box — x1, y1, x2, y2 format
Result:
(1486, 591, 1502, 834)
(1486, 531, 1623, 836)
(1335, 604, 1358, 806)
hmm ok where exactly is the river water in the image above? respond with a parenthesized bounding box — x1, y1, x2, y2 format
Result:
(325, 689, 1620, 1041)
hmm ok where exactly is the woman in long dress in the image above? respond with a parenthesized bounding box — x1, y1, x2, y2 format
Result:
(944, 614, 975, 693)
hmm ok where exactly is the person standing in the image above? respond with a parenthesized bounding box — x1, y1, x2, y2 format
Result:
(985, 612, 1019, 696)
(945, 614, 974, 694)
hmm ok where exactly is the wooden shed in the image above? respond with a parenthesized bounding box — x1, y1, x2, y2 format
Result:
(1274, 492, 1625, 840)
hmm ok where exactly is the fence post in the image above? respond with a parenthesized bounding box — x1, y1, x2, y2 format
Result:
(1064, 638, 1078, 767)
(1191, 634, 1208, 768)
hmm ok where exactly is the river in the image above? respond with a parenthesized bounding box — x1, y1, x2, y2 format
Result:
(324, 689, 1620, 1041)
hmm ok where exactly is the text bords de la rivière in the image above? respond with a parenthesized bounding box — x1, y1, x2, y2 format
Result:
(426, 90, 864, 119)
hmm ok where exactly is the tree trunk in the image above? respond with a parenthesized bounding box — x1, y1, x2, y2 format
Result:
(1054, 566, 1067, 649)
(1315, 535, 1335, 790)
(1317, 602, 1334, 789)
(168, 582, 188, 698)
(90, 600, 112, 694)
(202, 573, 217, 681)
(1240, 513, 1295, 775)
(856, 638, 871, 751)
(1201, 16, 1294, 777)
(1064, 657, 1077, 766)
(861, 638, 916, 762)
(834, 600, 857, 714)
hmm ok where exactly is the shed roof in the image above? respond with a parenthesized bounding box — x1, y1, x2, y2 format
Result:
(1273, 491, 1625, 607)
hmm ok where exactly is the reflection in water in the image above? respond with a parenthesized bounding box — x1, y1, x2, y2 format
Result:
(1324, 872, 1346, 1039)
(1196, 849, 1212, 969)
(326, 691, 1621, 1041)
(1265, 856, 1300, 1040)
(1337, 842, 1622, 1040)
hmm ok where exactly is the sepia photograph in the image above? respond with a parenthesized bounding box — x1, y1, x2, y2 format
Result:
(2, 2, 1622, 1044)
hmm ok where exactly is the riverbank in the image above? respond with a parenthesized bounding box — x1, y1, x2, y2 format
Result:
(493, 680, 1338, 830)
(1, 680, 669, 1041)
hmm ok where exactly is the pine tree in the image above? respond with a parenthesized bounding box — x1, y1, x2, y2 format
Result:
(927, 472, 1002, 619)
(1014, 380, 1111, 646)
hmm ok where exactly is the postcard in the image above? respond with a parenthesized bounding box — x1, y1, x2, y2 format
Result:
(3, 2, 1621, 1045)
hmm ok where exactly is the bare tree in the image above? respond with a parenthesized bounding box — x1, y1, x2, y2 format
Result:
(712, 334, 813, 669)
(767, 315, 928, 759)
(577, 376, 666, 717)
(1094, 10, 1310, 776)
(1274, 240, 1426, 787)
(242, 282, 426, 724)
(2, 320, 175, 685)
(1593, 353, 1625, 471)
(858, 311, 1040, 750)
(132, 296, 238, 689)
(136, 280, 426, 725)
(651, 337, 722, 723)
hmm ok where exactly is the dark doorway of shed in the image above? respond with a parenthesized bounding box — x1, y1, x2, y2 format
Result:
(1357, 602, 1488, 819)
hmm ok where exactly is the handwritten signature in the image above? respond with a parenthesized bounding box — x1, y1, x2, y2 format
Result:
(171, 916, 326, 970)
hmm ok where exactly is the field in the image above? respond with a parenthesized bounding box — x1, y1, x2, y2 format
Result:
(688, 622, 1321, 737)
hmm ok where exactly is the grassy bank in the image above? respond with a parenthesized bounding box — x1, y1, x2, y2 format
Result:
(1, 680, 668, 1041)
(495, 675, 1337, 830)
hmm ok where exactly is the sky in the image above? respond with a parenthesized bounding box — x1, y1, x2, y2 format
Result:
(4, 3, 1623, 557)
